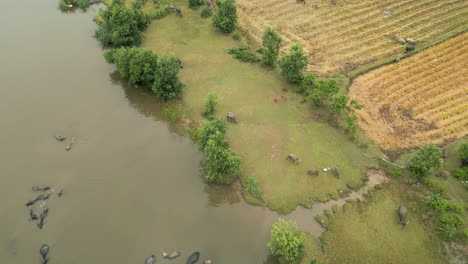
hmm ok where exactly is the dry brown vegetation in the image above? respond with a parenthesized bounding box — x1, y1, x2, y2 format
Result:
(236, 0, 468, 76)
(349, 33, 468, 151)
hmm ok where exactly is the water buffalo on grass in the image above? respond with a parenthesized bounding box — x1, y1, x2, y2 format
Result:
(187, 252, 200, 264)
(287, 153, 300, 164)
(332, 167, 340, 178)
(307, 169, 319, 176)
(406, 45, 415, 52)
(227, 112, 237, 123)
(145, 255, 156, 264)
(398, 205, 407, 227)
(406, 38, 420, 45)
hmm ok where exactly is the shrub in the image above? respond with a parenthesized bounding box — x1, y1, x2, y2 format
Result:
(279, 44, 309, 84)
(58, 0, 73, 11)
(201, 93, 218, 119)
(212, 0, 237, 33)
(95, 0, 149, 47)
(438, 213, 464, 241)
(447, 203, 464, 214)
(232, 31, 241, 40)
(246, 176, 262, 198)
(305, 79, 339, 106)
(452, 167, 468, 181)
(186, 125, 200, 143)
(393, 168, 402, 177)
(163, 107, 181, 124)
(132, 0, 143, 9)
(459, 142, 468, 165)
(76, 0, 91, 9)
(188, 0, 201, 9)
(262, 26, 282, 68)
(408, 144, 443, 178)
(198, 118, 227, 151)
(268, 219, 305, 264)
(423, 178, 434, 186)
(225, 47, 260, 63)
(152, 54, 185, 101)
(147, 5, 173, 20)
(203, 131, 241, 184)
(104, 47, 159, 86)
(426, 193, 448, 213)
(200, 5, 212, 17)
(297, 73, 315, 94)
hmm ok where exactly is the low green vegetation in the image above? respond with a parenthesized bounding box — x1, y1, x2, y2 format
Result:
(163, 106, 181, 124)
(198, 118, 241, 184)
(201, 93, 218, 119)
(459, 142, 468, 166)
(188, 0, 201, 9)
(95, 0, 150, 47)
(58, 0, 92, 12)
(103, 47, 184, 101)
(245, 175, 262, 198)
(225, 47, 259, 63)
(452, 167, 468, 181)
(200, 5, 212, 18)
(268, 219, 305, 264)
(279, 44, 309, 84)
(408, 144, 443, 179)
(262, 27, 282, 68)
(232, 31, 241, 40)
(212, 0, 237, 33)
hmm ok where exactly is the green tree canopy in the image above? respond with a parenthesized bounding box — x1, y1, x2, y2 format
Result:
(95, 0, 149, 47)
(459, 142, 468, 166)
(104, 47, 158, 86)
(279, 44, 309, 84)
(212, 0, 237, 33)
(262, 26, 282, 68)
(152, 54, 185, 101)
(409, 144, 443, 178)
(268, 219, 304, 264)
(306, 79, 339, 107)
(198, 117, 227, 151)
(203, 130, 242, 183)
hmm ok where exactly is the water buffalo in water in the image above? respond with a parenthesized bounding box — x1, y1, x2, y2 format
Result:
(40, 244, 49, 263)
(398, 205, 407, 227)
(30, 208, 38, 220)
(26, 193, 51, 207)
(203, 260, 213, 264)
(163, 251, 180, 259)
(187, 252, 200, 264)
(37, 207, 49, 229)
(32, 185, 51, 192)
(57, 189, 64, 197)
(54, 135, 66, 142)
(145, 254, 156, 264)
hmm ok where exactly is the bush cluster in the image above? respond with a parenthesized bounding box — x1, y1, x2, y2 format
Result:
(268, 219, 305, 264)
(212, 0, 237, 33)
(225, 48, 260, 63)
(104, 47, 184, 101)
(200, 5, 213, 17)
(198, 118, 241, 184)
(201, 93, 219, 119)
(408, 144, 443, 178)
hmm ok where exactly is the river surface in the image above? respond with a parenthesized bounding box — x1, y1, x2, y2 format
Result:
(0, 1, 387, 263)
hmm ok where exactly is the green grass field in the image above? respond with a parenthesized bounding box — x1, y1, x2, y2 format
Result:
(140, 2, 381, 213)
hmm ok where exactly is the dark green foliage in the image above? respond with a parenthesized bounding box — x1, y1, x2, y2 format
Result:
(329, 94, 363, 134)
(393, 168, 402, 177)
(426, 193, 448, 213)
(459, 142, 468, 165)
(152, 54, 185, 101)
(198, 118, 227, 152)
(147, 5, 173, 20)
(452, 167, 468, 181)
(103, 47, 158, 86)
(203, 130, 242, 183)
(201, 93, 219, 119)
(438, 213, 464, 241)
(200, 5, 213, 17)
(212, 0, 237, 33)
(306, 79, 339, 106)
(297, 73, 315, 94)
(246, 176, 262, 198)
(58, 0, 91, 11)
(225, 48, 260, 63)
(279, 44, 309, 84)
(268, 219, 305, 264)
(189, 0, 201, 9)
(132, 0, 143, 9)
(262, 26, 282, 68)
(95, 0, 149, 47)
(408, 144, 443, 178)
(76, 0, 90, 9)
(164, 107, 181, 124)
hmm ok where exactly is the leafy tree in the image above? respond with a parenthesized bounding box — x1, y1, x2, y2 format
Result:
(152, 54, 185, 101)
(329, 94, 363, 134)
(306, 79, 339, 106)
(297, 73, 315, 94)
(201, 93, 219, 119)
(279, 44, 309, 84)
(262, 27, 282, 68)
(95, 0, 149, 47)
(426, 193, 448, 213)
(408, 144, 443, 178)
(212, 0, 237, 33)
(132, 0, 143, 9)
(104, 47, 158, 86)
(268, 219, 304, 264)
(198, 118, 227, 151)
(452, 167, 468, 181)
(459, 142, 468, 166)
(203, 130, 242, 184)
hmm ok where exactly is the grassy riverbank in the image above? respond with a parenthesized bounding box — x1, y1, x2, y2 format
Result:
(140, 1, 380, 213)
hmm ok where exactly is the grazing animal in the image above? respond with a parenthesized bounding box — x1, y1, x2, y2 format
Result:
(163, 251, 181, 259)
(187, 252, 200, 264)
(406, 44, 415, 52)
(145, 255, 156, 264)
(287, 153, 300, 163)
(332, 167, 340, 178)
(307, 169, 319, 176)
(398, 205, 407, 227)
(226, 112, 237, 123)
(176, 57, 184, 69)
(331, 0, 336, 5)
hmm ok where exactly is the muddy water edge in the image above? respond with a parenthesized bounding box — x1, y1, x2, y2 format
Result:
(0, 0, 387, 263)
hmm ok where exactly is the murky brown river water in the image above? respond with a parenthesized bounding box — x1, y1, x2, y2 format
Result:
(0, 1, 387, 263)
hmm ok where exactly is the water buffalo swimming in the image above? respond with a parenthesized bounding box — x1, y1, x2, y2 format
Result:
(37, 207, 49, 229)
(398, 205, 407, 227)
(26, 193, 51, 207)
(54, 135, 66, 142)
(163, 250, 180, 259)
(57, 189, 64, 197)
(186, 252, 200, 264)
(145, 254, 156, 264)
(32, 185, 51, 192)
(29, 208, 38, 220)
(40, 244, 49, 264)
